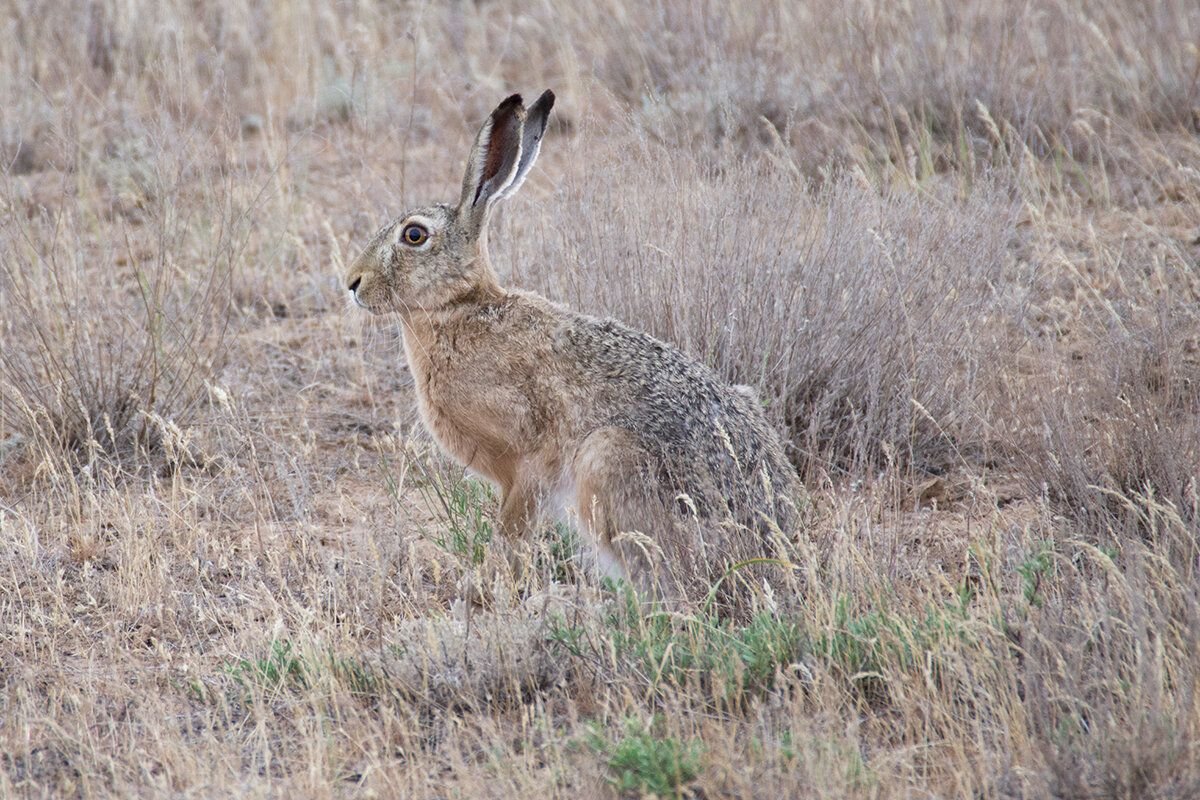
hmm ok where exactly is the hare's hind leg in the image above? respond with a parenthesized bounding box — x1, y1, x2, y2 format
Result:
(571, 428, 674, 591)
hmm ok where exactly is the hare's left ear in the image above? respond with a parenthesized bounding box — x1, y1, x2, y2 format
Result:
(497, 90, 554, 201)
(458, 94, 525, 233)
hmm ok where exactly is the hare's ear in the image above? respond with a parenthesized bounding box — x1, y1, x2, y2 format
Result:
(496, 90, 554, 201)
(458, 93, 525, 232)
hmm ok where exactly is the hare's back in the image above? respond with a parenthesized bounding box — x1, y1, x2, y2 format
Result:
(555, 312, 794, 515)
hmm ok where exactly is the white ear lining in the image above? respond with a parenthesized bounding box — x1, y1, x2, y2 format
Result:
(496, 91, 554, 202)
(464, 118, 494, 208)
(496, 136, 542, 201)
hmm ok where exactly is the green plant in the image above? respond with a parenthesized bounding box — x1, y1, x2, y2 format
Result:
(537, 521, 582, 583)
(226, 639, 309, 692)
(813, 594, 975, 697)
(416, 468, 495, 567)
(223, 641, 383, 699)
(587, 718, 703, 798)
(1017, 540, 1055, 608)
(552, 583, 805, 699)
(329, 655, 383, 697)
(546, 614, 588, 658)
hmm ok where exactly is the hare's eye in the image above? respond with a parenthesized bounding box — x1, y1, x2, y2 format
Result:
(401, 224, 429, 246)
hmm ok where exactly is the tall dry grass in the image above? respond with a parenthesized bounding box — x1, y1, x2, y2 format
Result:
(2, 0, 1200, 798)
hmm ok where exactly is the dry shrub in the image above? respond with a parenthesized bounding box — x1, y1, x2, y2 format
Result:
(505, 143, 1019, 478)
(364, 597, 574, 709)
(1019, 308, 1200, 554)
(1022, 542, 1200, 799)
(0, 125, 246, 472)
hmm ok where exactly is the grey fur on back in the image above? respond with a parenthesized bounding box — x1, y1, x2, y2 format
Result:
(557, 312, 797, 526)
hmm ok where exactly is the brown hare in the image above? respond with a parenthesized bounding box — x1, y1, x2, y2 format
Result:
(346, 91, 800, 601)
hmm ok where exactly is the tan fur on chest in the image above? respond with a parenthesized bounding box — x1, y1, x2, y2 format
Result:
(401, 311, 536, 490)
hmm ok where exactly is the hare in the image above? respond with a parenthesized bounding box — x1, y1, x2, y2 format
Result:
(346, 91, 800, 600)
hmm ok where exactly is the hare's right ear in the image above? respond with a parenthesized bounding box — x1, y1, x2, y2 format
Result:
(458, 93, 525, 233)
(496, 90, 554, 201)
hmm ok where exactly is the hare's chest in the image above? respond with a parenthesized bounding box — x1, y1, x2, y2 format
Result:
(403, 341, 472, 451)
(402, 332, 529, 478)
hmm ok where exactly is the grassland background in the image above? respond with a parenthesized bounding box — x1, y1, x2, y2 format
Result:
(2, 0, 1199, 797)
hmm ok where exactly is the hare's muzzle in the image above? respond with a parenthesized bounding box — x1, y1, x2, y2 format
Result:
(346, 273, 373, 310)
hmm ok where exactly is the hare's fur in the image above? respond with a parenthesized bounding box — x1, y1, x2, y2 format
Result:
(347, 91, 799, 597)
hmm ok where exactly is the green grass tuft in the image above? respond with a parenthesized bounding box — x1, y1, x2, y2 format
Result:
(587, 718, 704, 798)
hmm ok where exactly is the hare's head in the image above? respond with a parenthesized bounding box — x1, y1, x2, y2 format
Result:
(346, 91, 555, 314)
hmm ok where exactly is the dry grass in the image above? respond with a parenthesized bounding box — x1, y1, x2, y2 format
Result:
(3, 0, 1200, 798)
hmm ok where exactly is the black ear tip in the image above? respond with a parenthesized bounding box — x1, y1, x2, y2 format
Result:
(535, 89, 555, 112)
(496, 93, 524, 115)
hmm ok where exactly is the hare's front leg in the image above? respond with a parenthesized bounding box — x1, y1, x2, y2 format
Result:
(457, 471, 538, 605)
(498, 472, 538, 539)
(490, 469, 542, 586)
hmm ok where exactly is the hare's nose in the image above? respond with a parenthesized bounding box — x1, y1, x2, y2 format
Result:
(348, 276, 362, 293)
